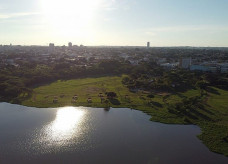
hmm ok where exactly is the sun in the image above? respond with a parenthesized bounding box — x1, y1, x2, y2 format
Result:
(41, 0, 102, 38)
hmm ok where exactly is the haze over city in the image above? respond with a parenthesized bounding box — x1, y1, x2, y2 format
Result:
(1, 0, 228, 46)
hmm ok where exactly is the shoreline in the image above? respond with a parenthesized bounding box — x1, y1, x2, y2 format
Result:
(1, 76, 228, 157)
(1, 100, 228, 157)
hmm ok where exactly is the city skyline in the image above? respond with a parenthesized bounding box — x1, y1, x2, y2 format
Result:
(1, 0, 228, 47)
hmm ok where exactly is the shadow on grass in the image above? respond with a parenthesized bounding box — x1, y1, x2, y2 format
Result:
(168, 108, 198, 120)
(183, 117, 192, 124)
(191, 110, 212, 121)
(216, 85, 228, 91)
(199, 105, 214, 115)
(175, 85, 195, 92)
(223, 136, 228, 143)
(109, 98, 121, 105)
(176, 92, 187, 99)
(206, 87, 220, 95)
(184, 112, 198, 120)
(11, 92, 33, 104)
(150, 101, 163, 108)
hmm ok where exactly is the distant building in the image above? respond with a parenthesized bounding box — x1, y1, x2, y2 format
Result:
(62, 45, 66, 51)
(190, 65, 217, 73)
(219, 63, 228, 73)
(180, 58, 192, 69)
(190, 63, 228, 73)
(221, 66, 228, 73)
(160, 62, 179, 69)
(49, 43, 55, 53)
(147, 42, 150, 48)
(68, 42, 72, 48)
(157, 58, 167, 65)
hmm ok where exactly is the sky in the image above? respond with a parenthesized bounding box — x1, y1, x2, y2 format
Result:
(0, 0, 228, 46)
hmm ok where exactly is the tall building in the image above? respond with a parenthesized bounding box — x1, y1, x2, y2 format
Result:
(180, 58, 192, 69)
(68, 42, 72, 48)
(49, 43, 55, 53)
(62, 45, 66, 51)
(147, 42, 150, 48)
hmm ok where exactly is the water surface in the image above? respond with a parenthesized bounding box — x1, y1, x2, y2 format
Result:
(0, 103, 227, 164)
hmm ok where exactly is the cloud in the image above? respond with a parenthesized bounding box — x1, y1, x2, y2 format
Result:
(0, 15, 9, 19)
(101, 0, 131, 11)
(0, 4, 5, 9)
(103, 18, 111, 22)
(0, 12, 40, 20)
(103, 7, 117, 11)
(100, 0, 117, 10)
(145, 31, 157, 36)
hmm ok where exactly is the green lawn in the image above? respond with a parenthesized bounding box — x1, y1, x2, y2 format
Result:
(22, 76, 151, 108)
(20, 76, 228, 157)
(198, 87, 228, 156)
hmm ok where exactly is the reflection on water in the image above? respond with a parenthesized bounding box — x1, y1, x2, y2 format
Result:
(1, 103, 228, 164)
(41, 107, 86, 147)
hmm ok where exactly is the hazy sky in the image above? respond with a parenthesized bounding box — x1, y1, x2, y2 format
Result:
(0, 0, 228, 46)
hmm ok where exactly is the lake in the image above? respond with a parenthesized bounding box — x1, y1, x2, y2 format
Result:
(0, 103, 227, 164)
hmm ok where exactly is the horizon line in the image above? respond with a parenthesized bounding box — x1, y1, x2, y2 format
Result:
(1, 44, 228, 48)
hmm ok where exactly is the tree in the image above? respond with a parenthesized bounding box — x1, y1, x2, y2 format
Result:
(122, 76, 130, 85)
(105, 92, 117, 99)
(104, 99, 110, 107)
(147, 94, 154, 99)
(196, 80, 208, 90)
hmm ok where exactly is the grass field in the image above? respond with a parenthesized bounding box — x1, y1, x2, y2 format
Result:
(21, 76, 193, 123)
(20, 76, 228, 156)
(22, 76, 154, 108)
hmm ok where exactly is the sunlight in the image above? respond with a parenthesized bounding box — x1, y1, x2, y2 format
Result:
(51, 107, 84, 134)
(41, 0, 102, 38)
(44, 107, 86, 145)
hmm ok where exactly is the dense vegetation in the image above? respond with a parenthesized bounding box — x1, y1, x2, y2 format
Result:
(123, 62, 228, 92)
(0, 59, 131, 102)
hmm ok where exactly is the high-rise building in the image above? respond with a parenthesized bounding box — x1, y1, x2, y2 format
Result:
(49, 43, 55, 53)
(147, 42, 150, 48)
(68, 42, 72, 48)
(180, 58, 192, 69)
(62, 45, 66, 51)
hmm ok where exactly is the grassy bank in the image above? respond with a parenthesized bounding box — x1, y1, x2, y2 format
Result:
(19, 76, 228, 156)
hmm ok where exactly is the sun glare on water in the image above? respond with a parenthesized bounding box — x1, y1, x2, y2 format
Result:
(42, 107, 86, 147)
(50, 107, 84, 135)
(41, 0, 102, 38)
